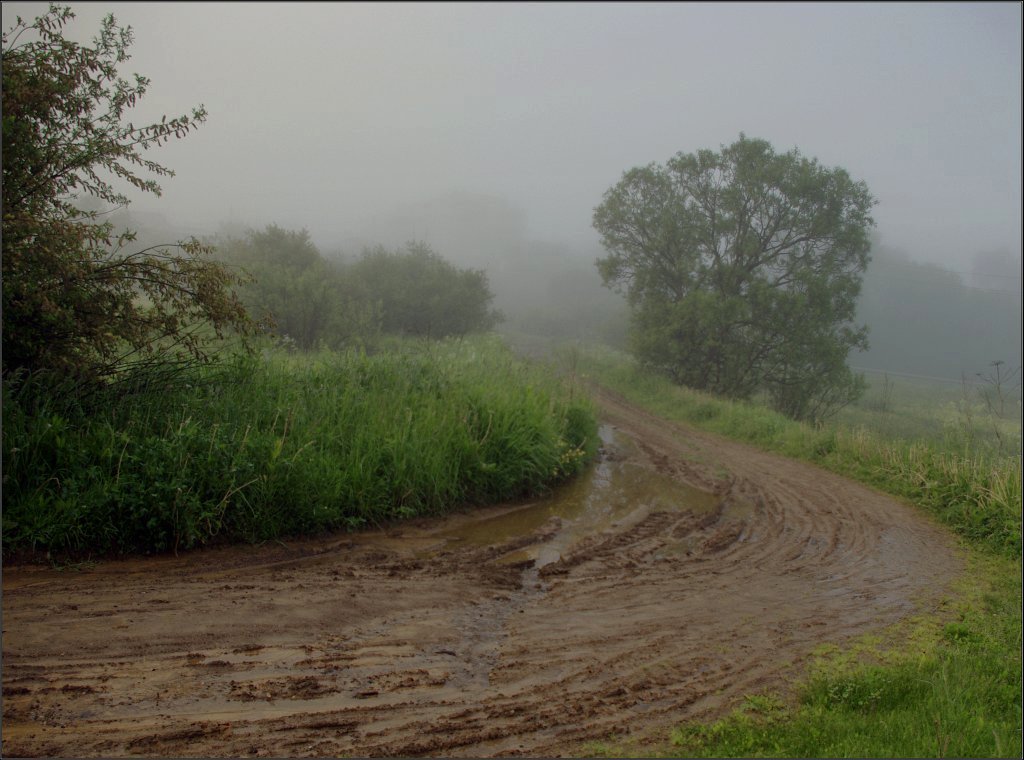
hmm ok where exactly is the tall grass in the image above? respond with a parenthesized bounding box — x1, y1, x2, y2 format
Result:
(2, 336, 598, 557)
(838, 369, 1022, 457)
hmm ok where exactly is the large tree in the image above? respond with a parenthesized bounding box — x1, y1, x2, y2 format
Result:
(593, 135, 876, 421)
(2, 5, 250, 385)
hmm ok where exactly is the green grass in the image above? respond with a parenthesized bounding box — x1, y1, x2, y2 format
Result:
(838, 369, 1022, 457)
(647, 557, 1021, 759)
(2, 336, 598, 557)
(568, 342, 1021, 759)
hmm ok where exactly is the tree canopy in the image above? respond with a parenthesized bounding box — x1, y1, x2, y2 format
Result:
(593, 135, 876, 421)
(350, 242, 503, 339)
(2, 5, 251, 384)
(216, 231, 502, 349)
(215, 225, 379, 351)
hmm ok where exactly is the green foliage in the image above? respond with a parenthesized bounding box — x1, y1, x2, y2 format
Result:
(215, 225, 379, 350)
(662, 564, 1022, 759)
(1, 5, 251, 383)
(593, 134, 876, 422)
(350, 241, 503, 338)
(2, 337, 597, 557)
(216, 231, 503, 350)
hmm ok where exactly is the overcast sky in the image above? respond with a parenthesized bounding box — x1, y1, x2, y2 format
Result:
(4, 2, 1022, 272)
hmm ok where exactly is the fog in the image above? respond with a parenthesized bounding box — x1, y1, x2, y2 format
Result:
(4, 2, 1021, 375)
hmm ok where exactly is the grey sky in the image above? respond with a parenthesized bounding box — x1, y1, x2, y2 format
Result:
(4, 2, 1022, 269)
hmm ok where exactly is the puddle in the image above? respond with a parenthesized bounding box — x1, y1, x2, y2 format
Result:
(2, 426, 731, 591)
(416, 425, 720, 568)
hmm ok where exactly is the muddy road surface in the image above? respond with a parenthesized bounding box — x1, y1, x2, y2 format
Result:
(2, 388, 963, 757)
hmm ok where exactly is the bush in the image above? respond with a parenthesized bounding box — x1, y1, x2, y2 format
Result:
(2, 337, 597, 557)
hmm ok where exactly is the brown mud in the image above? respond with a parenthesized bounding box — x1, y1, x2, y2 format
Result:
(1, 387, 963, 757)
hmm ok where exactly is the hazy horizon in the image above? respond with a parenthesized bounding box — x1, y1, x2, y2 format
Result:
(3, 2, 1022, 291)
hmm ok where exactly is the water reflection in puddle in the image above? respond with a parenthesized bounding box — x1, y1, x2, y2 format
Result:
(416, 425, 720, 567)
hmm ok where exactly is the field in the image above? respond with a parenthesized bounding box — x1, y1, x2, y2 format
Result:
(2, 336, 597, 558)
(839, 366, 1022, 457)
(2, 338, 1019, 757)
(2, 370, 967, 757)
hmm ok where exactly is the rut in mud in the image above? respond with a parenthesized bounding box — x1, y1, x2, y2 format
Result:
(1, 388, 962, 757)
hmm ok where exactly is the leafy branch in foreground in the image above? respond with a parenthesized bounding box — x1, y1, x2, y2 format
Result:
(2, 4, 251, 385)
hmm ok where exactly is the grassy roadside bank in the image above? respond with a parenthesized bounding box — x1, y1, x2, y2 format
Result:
(2, 336, 598, 558)
(570, 343, 1021, 759)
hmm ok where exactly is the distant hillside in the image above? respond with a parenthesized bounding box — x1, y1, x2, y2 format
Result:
(855, 245, 1022, 382)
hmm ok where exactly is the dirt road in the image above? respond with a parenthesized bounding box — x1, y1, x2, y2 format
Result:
(2, 388, 963, 757)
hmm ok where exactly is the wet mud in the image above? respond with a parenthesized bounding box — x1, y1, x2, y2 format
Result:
(1, 388, 963, 757)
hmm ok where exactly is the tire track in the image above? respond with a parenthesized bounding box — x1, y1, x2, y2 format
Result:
(2, 388, 963, 757)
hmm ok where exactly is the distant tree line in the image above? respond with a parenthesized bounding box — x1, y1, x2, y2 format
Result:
(215, 226, 503, 351)
(855, 242, 1022, 382)
(2, 3, 505, 392)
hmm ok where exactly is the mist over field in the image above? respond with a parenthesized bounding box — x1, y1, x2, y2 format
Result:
(4, 1, 1021, 379)
(4, 6, 1022, 757)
